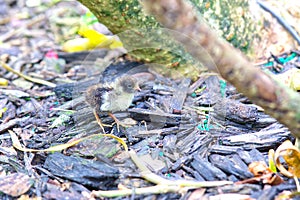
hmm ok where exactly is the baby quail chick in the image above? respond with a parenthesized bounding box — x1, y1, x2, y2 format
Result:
(85, 75, 140, 132)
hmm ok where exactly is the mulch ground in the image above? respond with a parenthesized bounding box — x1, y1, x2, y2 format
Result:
(1, 1, 300, 200)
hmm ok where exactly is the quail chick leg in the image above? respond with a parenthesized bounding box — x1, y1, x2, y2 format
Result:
(108, 112, 128, 132)
(93, 109, 112, 133)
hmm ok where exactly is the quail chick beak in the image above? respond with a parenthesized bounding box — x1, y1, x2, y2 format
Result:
(135, 85, 141, 92)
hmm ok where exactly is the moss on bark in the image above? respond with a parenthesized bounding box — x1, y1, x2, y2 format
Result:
(77, 0, 257, 80)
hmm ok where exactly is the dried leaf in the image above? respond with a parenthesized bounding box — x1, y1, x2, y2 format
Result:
(1, 89, 30, 98)
(17, 194, 42, 200)
(209, 193, 254, 200)
(247, 161, 283, 185)
(12, 78, 34, 90)
(275, 140, 300, 178)
(187, 188, 206, 200)
(119, 117, 138, 127)
(275, 191, 293, 200)
(49, 113, 71, 128)
(249, 161, 270, 177)
(0, 173, 33, 197)
(139, 154, 166, 172)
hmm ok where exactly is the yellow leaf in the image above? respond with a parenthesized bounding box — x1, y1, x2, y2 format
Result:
(109, 40, 123, 49)
(9, 130, 128, 153)
(102, 134, 128, 151)
(78, 28, 109, 47)
(1, 61, 56, 87)
(268, 149, 277, 173)
(62, 38, 92, 53)
(63, 27, 123, 52)
(0, 107, 7, 118)
(9, 130, 85, 152)
(0, 78, 8, 86)
(78, 27, 123, 49)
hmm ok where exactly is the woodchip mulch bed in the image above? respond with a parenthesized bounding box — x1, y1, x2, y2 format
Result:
(0, 1, 300, 199)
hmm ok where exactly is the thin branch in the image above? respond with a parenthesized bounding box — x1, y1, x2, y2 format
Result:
(142, 0, 300, 138)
